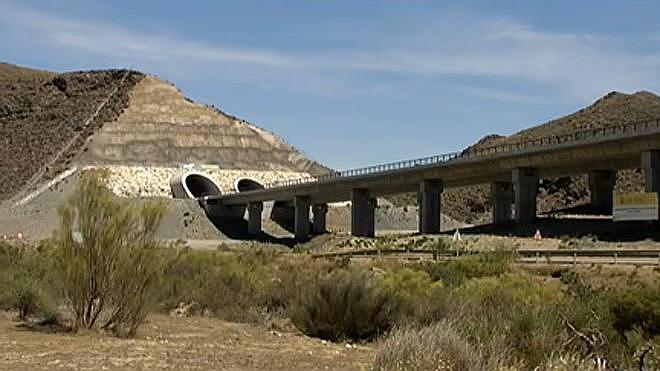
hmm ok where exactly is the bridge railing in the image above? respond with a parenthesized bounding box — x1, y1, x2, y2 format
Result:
(221, 118, 660, 195)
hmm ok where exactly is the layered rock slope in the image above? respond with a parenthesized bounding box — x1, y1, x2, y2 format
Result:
(80, 75, 327, 174)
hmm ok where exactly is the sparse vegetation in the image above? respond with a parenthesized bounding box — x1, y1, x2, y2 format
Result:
(0, 179, 658, 369)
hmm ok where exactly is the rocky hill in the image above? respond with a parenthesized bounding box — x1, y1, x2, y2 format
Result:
(0, 63, 327, 202)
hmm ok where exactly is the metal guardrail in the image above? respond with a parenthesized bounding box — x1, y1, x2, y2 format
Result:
(217, 118, 660, 197)
(312, 248, 660, 266)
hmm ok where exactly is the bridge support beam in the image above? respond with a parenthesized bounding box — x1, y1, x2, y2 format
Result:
(294, 196, 311, 241)
(589, 170, 616, 213)
(247, 202, 263, 236)
(513, 168, 539, 224)
(312, 203, 328, 235)
(351, 189, 376, 237)
(491, 181, 513, 224)
(418, 179, 443, 234)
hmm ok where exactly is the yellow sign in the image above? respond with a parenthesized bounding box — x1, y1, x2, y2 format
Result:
(613, 192, 658, 221)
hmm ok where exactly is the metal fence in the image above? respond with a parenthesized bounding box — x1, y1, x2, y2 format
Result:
(222, 118, 660, 195)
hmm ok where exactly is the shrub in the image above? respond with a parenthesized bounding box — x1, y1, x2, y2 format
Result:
(157, 248, 272, 322)
(606, 283, 660, 339)
(372, 321, 486, 371)
(6, 278, 54, 321)
(0, 242, 58, 321)
(426, 249, 515, 286)
(288, 266, 394, 342)
(537, 353, 609, 371)
(54, 173, 165, 337)
(447, 273, 567, 367)
(380, 267, 442, 319)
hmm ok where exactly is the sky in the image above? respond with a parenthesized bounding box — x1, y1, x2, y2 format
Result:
(1, 1, 660, 169)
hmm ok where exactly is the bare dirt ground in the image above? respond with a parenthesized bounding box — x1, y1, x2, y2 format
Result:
(0, 313, 374, 370)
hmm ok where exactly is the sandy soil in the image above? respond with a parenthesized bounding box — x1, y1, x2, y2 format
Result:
(0, 313, 374, 370)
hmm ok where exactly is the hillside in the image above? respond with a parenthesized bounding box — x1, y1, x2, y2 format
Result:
(0, 63, 144, 201)
(0, 63, 327, 202)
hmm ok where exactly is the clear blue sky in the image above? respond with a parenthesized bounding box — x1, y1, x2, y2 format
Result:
(1, 1, 659, 169)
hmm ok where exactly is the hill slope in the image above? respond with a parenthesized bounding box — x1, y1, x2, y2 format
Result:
(0, 63, 327, 202)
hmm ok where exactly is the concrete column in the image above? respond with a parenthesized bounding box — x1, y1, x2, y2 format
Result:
(247, 202, 263, 235)
(418, 179, 443, 234)
(491, 181, 513, 224)
(589, 170, 616, 213)
(351, 189, 376, 237)
(312, 203, 328, 235)
(294, 196, 311, 241)
(512, 168, 539, 224)
(642, 151, 660, 193)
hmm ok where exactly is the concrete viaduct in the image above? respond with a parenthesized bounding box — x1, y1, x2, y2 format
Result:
(199, 119, 660, 241)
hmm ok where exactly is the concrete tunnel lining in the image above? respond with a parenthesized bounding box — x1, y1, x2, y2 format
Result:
(234, 177, 266, 192)
(170, 172, 222, 199)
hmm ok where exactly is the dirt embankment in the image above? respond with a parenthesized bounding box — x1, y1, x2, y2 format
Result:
(0, 63, 144, 201)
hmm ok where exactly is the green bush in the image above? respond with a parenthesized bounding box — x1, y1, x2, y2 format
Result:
(54, 173, 165, 337)
(426, 249, 515, 286)
(0, 242, 58, 321)
(289, 266, 394, 342)
(156, 247, 282, 322)
(606, 283, 660, 339)
(380, 267, 442, 320)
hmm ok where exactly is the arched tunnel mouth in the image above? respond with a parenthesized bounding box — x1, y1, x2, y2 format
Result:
(185, 174, 221, 198)
(235, 178, 265, 192)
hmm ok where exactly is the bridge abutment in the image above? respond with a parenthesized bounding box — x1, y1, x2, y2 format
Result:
(294, 196, 311, 241)
(513, 167, 539, 224)
(351, 189, 376, 237)
(491, 181, 513, 224)
(312, 203, 328, 234)
(589, 170, 616, 213)
(418, 179, 443, 234)
(247, 201, 263, 235)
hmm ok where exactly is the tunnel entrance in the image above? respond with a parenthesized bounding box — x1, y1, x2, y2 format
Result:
(235, 178, 265, 192)
(170, 172, 222, 199)
(185, 174, 221, 198)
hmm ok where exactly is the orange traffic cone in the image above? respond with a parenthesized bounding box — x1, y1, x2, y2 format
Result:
(533, 229, 542, 240)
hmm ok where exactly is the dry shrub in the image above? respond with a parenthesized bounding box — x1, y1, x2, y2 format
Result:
(55, 173, 165, 337)
(536, 353, 609, 371)
(289, 266, 394, 342)
(372, 321, 517, 371)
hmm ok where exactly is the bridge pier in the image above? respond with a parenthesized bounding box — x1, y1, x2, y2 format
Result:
(294, 196, 311, 241)
(247, 202, 263, 235)
(589, 170, 616, 213)
(418, 179, 443, 234)
(491, 181, 513, 224)
(351, 189, 376, 237)
(513, 168, 539, 224)
(642, 151, 660, 193)
(312, 203, 328, 234)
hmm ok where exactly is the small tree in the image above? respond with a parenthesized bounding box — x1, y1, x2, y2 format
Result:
(56, 173, 165, 336)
